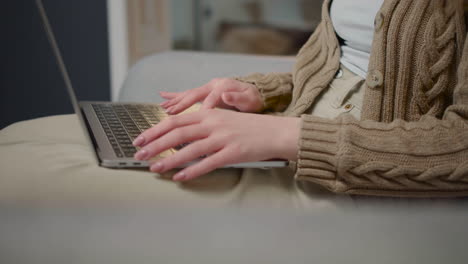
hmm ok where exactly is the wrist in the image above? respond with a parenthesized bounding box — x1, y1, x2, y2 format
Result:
(275, 117, 300, 161)
(250, 85, 264, 113)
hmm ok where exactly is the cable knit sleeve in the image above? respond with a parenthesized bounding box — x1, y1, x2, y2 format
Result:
(234, 73, 293, 112)
(296, 35, 468, 197)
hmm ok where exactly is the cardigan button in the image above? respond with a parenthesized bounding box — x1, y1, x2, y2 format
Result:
(344, 103, 353, 111)
(374, 12, 384, 31)
(367, 70, 383, 89)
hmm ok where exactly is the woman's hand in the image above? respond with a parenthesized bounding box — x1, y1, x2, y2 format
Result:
(159, 78, 263, 114)
(132, 109, 300, 181)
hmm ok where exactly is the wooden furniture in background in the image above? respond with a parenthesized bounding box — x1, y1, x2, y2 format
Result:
(127, 0, 171, 66)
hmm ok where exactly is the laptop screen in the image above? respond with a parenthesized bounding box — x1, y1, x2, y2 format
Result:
(36, 0, 99, 162)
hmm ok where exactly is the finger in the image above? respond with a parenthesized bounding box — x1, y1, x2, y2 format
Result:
(150, 138, 221, 173)
(160, 100, 170, 108)
(165, 84, 212, 114)
(172, 147, 235, 181)
(159, 91, 181, 99)
(161, 97, 185, 110)
(133, 112, 203, 147)
(161, 89, 197, 109)
(202, 88, 224, 110)
(135, 124, 208, 161)
(163, 94, 186, 109)
(169, 90, 207, 114)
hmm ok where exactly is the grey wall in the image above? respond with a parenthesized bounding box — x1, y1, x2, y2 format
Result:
(0, 0, 110, 129)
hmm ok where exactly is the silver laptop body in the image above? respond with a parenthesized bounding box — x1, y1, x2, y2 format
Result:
(36, 0, 287, 169)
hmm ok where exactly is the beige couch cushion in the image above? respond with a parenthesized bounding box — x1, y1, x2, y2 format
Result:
(0, 115, 246, 207)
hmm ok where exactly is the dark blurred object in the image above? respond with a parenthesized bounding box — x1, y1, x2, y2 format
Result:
(300, 0, 322, 27)
(465, 0, 468, 30)
(243, 1, 262, 24)
(0, 0, 109, 129)
(218, 22, 312, 55)
(215, 0, 320, 56)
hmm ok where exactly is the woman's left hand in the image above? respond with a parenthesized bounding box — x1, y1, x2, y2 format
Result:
(132, 109, 300, 181)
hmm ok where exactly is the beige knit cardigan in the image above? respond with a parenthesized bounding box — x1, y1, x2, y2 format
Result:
(237, 0, 468, 197)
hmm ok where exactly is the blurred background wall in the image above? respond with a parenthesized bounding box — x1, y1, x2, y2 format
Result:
(2, 0, 466, 129)
(0, 0, 322, 129)
(110, 0, 323, 100)
(1, 0, 110, 129)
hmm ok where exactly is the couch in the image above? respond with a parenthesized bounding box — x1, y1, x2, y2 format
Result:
(1, 51, 467, 264)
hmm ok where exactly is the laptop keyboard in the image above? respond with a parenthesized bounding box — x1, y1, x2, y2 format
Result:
(92, 104, 164, 158)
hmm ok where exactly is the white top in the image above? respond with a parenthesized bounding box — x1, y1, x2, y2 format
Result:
(330, 0, 384, 78)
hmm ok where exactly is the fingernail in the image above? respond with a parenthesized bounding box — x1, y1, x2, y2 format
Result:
(134, 149, 148, 160)
(165, 106, 174, 114)
(150, 162, 163, 172)
(133, 136, 145, 146)
(173, 172, 186, 181)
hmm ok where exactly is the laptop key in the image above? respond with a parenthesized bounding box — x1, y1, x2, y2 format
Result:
(93, 103, 168, 158)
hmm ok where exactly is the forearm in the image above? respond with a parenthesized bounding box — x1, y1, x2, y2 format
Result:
(296, 110, 468, 197)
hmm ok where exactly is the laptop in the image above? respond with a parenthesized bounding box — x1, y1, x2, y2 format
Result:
(36, 0, 288, 169)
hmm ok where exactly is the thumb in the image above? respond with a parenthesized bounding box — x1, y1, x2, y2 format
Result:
(221, 91, 252, 111)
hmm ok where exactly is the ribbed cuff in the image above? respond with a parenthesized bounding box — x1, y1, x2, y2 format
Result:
(234, 73, 292, 112)
(296, 115, 341, 189)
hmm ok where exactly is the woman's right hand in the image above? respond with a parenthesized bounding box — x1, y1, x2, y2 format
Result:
(159, 78, 263, 114)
